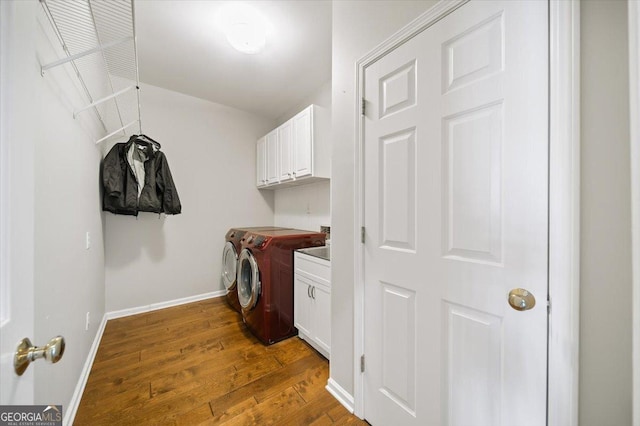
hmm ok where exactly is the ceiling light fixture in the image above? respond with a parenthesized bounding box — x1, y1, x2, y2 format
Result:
(217, 3, 269, 55)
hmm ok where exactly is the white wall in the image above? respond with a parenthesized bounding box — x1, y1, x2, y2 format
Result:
(330, 0, 437, 397)
(580, 1, 632, 425)
(274, 181, 330, 233)
(276, 80, 332, 126)
(104, 84, 275, 312)
(273, 81, 332, 233)
(2, 0, 107, 410)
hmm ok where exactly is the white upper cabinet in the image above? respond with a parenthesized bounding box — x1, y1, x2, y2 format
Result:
(256, 136, 266, 187)
(265, 129, 279, 185)
(278, 119, 294, 182)
(257, 104, 329, 189)
(292, 107, 312, 178)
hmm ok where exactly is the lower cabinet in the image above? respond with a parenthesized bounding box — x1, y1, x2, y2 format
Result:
(294, 252, 330, 359)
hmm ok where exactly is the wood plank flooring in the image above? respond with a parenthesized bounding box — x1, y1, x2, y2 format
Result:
(74, 297, 367, 425)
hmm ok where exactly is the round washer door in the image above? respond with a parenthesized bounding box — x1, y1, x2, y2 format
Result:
(237, 248, 260, 310)
(221, 242, 238, 291)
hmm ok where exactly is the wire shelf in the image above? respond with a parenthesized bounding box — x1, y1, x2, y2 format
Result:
(40, 0, 142, 144)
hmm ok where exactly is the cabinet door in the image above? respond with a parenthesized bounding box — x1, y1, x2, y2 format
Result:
(293, 106, 312, 178)
(311, 283, 331, 355)
(278, 119, 293, 182)
(265, 129, 279, 185)
(294, 275, 313, 337)
(256, 136, 266, 187)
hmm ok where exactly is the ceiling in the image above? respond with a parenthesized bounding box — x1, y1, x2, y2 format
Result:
(134, 1, 332, 121)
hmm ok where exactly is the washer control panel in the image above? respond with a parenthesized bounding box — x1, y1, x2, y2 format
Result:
(242, 233, 268, 248)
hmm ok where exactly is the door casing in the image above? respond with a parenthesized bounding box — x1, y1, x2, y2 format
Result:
(351, 1, 580, 425)
(629, 1, 640, 425)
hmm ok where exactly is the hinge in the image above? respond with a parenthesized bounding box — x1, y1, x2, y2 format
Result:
(361, 226, 365, 244)
(360, 354, 365, 373)
(547, 297, 551, 314)
(361, 98, 366, 116)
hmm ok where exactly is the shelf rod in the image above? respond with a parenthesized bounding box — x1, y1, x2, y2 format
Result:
(41, 35, 133, 73)
(95, 119, 138, 145)
(74, 85, 136, 119)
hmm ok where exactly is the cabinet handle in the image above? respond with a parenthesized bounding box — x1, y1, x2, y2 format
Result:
(311, 286, 316, 299)
(307, 285, 312, 298)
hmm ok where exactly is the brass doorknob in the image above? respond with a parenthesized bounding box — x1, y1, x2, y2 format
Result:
(508, 288, 536, 311)
(14, 336, 65, 376)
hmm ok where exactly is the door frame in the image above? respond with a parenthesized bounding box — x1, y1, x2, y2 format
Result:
(352, 1, 581, 424)
(629, 1, 640, 424)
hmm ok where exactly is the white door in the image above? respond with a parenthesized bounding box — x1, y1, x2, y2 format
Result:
(311, 283, 331, 355)
(363, 1, 548, 425)
(256, 136, 266, 187)
(294, 274, 313, 337)
(292, 107, 312, 178)
(266, 129, 279, 185)
(0, 0, 35, 404)
(278, 119, 294, 182)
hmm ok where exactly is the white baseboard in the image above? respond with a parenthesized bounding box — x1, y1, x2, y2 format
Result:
(63, 313, 108, 426)
(64, 291, 224, 425)
(105, 290, 225, 320)
(326, 377, 355, 414)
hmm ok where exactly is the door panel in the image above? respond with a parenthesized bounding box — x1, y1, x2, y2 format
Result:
(294, 275, 312, 337)
(443, 302, 502, 426)
(379, 128, 416, 252)
(256, 136, 266, 187)
(312, 283, 331, 354)
(380, 283, 416, 415)
(278, 119, 293, 182)
(293, 107, 312, 178)
(0, 0, 35, 404)
(442, 102, 502, 263)
(266, 130, 279, 185)
(363, 1, 548, 425)
(379, 60, 416, 118)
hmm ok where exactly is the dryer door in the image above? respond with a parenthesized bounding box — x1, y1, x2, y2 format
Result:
(237, 249, 260, 310)
(222, 242, 239, 292)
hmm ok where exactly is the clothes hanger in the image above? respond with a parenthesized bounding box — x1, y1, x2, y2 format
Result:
(132, 137, 152, 154)
(134, 134, 161, 150)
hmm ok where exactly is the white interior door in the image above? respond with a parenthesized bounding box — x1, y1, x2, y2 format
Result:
(0, 0, 35, 405)
(363, 1, 548, 425)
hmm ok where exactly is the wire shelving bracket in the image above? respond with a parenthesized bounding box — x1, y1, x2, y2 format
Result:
(39, 0, 143, 144)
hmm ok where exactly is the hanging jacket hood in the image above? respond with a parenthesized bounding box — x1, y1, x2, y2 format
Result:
(102, 135, 181, 216)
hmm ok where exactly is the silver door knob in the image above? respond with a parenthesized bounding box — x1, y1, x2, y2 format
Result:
(508, 288, 536, 311)
(14, 336, 65, 376)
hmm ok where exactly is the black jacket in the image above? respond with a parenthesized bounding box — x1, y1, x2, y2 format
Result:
(102, 136, 181, 216)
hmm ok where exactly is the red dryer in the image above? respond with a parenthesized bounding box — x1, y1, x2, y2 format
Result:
(236, 229, 326, 344)
(222, 227, 290, 313)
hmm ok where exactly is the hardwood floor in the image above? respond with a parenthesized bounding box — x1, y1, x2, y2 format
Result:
(74, 297, 367, 425)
